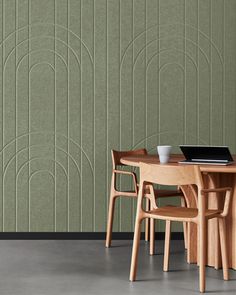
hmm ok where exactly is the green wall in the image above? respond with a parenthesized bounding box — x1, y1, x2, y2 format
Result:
(0, 0, 236, 232)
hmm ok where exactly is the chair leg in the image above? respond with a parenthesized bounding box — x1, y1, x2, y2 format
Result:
(129, 217, 142, 281)
(199, 220, 206, 293)
(181, 198, 188, 250)
(187, 222, 191, 264)
(197, 225, 200, 266)
(219, 218, 229, 281)
(163, 220, 171, 272)
(145, 198, 150, 242)
(183, 222, 188, 250)
(150, 217, 155, 255)
(105, 195, 116, 248)
(214, 219, 220, 270)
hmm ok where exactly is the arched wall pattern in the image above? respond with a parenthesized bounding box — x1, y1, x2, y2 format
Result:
(0, 0, 236, 233)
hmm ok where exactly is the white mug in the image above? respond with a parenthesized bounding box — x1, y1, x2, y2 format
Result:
(157, 145, 172, 164)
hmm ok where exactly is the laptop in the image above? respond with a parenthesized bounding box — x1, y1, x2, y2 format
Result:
(179, 145, 234, 165)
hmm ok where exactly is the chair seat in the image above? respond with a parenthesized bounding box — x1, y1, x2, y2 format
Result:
(148, 206, 222, 221)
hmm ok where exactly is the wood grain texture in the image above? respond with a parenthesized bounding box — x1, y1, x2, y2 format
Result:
(106, 149, 183, 247)
(121, 154, 236, 270)
(129, 162, 232, 292)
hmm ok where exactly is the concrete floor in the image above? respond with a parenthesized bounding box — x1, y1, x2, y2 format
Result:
(0, 240, 235, 295)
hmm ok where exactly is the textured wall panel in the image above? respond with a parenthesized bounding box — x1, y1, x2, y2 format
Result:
(0, 0, 236, 232)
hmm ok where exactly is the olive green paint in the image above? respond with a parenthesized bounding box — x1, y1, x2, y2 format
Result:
(0, 0, 236, 232)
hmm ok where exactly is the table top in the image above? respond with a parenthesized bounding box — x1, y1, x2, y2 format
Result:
(120, 154, 236, 173)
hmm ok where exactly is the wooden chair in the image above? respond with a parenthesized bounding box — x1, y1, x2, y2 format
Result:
(129, 163, 232, 293)
(105, 149, 184, 248)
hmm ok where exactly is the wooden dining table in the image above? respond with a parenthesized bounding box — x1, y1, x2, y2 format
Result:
(120, 154, 236, 270)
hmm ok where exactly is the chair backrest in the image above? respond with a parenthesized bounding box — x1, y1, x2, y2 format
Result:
(140, 163, 204, 188)
(111, 149, 147, 169)
(138, 163, 205, 217)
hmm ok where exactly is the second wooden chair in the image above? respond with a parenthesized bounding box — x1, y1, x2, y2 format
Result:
(105, 149, 184, 250)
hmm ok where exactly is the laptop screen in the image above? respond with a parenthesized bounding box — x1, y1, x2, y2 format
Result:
(179, 146, 234, 162)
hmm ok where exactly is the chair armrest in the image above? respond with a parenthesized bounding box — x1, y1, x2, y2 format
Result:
(113, 169, 138, 194)
(201, 187, 232, 217)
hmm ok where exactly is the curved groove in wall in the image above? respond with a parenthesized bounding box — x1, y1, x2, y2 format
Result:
(0, 22, 93, 65)
(16, 49, 69, 73)
(0, 132, 94, 175)
(3, 35, 82, 72)
(15, 168, 56, 232)
(16, 157, 68, 185)
(131, 36, 213, 73)
(159, 62, 185, 74)
(146, 48, 198, 74)
(28, 170, 55, 232)
(120, 22, 224, 68)
(29, 62, 55, 73)
(3, 144, 82, 181)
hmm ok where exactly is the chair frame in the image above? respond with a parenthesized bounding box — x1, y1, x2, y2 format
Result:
(129, 163, 232, 293)
(105, 148, 146, 248)
(105, 149, 185, 249)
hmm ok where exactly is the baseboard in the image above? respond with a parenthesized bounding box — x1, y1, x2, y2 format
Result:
(0, 232, 184, 240)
